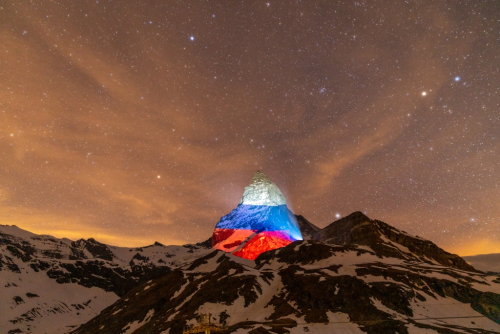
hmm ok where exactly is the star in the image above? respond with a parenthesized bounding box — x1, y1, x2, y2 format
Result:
(2, 0, 498, 256)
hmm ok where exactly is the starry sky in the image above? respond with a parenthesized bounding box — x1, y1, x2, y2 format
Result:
(1, 1, 499, 256)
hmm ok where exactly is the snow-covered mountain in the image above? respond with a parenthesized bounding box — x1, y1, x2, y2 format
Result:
(0, 224, 213, 334)
(212, 171, 303, 260)
(463, 253, 500, 274)
(72, 212, 500, 334)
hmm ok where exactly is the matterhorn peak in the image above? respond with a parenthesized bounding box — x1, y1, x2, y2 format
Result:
(240, 171, 286, 206)
(251, 170, 272, 183)
(212, 171, 302, 260)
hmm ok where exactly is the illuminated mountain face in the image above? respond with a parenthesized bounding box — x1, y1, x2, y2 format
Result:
(211, 171, 303, 260)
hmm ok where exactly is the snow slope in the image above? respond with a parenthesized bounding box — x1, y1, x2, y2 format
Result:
(0, 224, 212, 334)
(463, 253, 500, 273)
(74, 242, 500, 334)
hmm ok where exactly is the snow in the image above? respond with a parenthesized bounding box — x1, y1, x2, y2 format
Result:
(409, 296, 500, 332)
(288, 320, 365, 334)
(3, 221, 500, 334)
(121, 309, 154, 334)
(0, 260, 118, 334)
(195, 271, 282, 325)
(0, 223, 215, 333)
(0, 224, 39, 239)
(379, 234, 413, 256)
(172, 279, 190, 299)
(186, 252, 224, 272)
(166, 311, 178, 322)
(405, 323, 439, 333)
(0, 224, 213, 269)
(239, 171, 287, 206)
(463, 253, 500, 273)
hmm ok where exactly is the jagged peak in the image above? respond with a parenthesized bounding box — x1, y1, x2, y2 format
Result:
(251, 170, 272, 184)
(240, 170, 286, 206)
(338, 211, 371, 222)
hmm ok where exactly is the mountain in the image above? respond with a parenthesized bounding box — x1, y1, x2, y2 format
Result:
(313, 211, 476, 272)
(463, 253, 500, 274)
(3, 211, 500, 334)
(212, 171, 303, 260)
(294, 215, 320, 240)
(72, 212, 500, 334)
(0, 224, 212, 334)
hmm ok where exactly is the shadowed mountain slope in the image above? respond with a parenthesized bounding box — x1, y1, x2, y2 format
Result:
(72, 213, 500, 334)
(313, 211, 477, 272)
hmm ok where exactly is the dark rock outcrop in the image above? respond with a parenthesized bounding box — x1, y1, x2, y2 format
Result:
(73, 241, 500, 334)
(312, 211, 477, 272)
(295, 215, 320, 240)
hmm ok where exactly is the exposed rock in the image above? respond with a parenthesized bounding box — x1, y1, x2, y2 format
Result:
(294, 215, 320, 240)
(73, 241, 500, 334)
(240, 171, 286, 206)
(313, 211, 478, 272)
(0, 224, 214, 334)
(212, 171, 303, 260)
(2, 210, 498, 334)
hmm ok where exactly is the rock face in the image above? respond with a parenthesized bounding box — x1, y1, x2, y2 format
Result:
(0, 225, 212, 334)
(212, 171, 303, 260)
(239, 171, 286, 206)
(73, 241, 500, 334)
(314, 211, 477, 272)
(295, 214, 320, 240)
(4, 211, 500, 334)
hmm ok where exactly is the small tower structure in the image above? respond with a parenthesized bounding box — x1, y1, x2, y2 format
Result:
(183, 313, 227, 334)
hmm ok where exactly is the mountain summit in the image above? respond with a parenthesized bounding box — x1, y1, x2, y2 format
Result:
(212, 171, 302, 259)
(239, 170, 286, 206)
(74, 212, 500, 334)
(3, 213, 500, 333)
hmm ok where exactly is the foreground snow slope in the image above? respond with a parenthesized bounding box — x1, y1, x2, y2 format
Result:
(3, 211, 500, 334)
(0, 224, 212, 334)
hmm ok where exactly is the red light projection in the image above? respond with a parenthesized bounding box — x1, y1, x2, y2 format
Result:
(232, 231, 293, 260)
(212, 229, 256, 252)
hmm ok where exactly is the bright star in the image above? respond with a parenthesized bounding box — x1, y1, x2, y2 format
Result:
(422, 91, 427, 96)
(455, 76, 460, 81)
(190, 36, 194, 41)
(335, 213, 341, 218)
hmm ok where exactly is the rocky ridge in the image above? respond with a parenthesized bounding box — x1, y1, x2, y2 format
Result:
(3, 212, 500, 334)
(73, 212, 500, 334)
(0, 225, 212, 334)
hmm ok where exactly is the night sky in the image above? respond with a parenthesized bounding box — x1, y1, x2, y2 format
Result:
(1, 1, 499, 256)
